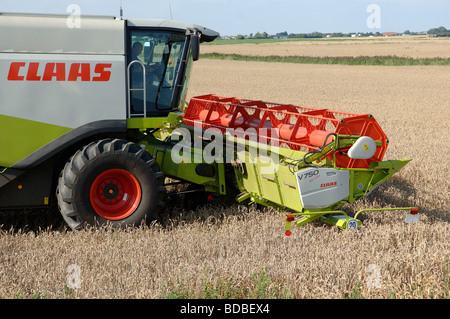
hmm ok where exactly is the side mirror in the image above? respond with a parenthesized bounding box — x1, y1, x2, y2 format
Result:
(191, 34, 200, 61)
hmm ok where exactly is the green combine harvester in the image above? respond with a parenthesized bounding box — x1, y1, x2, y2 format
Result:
(0, 13, 417, 233)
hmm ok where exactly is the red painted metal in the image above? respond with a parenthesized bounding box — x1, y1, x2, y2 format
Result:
(90, 169, 142, 220)
(183, 94, 388, 168)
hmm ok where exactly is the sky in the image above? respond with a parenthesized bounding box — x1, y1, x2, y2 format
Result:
(0, 0, 449, 36)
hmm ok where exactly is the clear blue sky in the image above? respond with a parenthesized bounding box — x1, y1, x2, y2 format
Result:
(1, 0, 449, 36)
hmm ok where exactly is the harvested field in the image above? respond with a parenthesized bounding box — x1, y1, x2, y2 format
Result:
(202, 37, 450, 59)
(1, 44, 450, 299)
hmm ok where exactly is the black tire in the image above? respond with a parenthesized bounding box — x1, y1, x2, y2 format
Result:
(56, 138, 165, 230)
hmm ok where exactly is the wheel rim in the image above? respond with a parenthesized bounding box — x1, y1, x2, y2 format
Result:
(89, 169, 142, 220)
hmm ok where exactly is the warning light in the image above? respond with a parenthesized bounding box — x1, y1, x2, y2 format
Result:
(18, 185, 23, 190)
(284, 215, 295, 222)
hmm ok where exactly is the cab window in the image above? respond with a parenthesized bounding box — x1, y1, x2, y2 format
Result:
(128, 30, 186, 116)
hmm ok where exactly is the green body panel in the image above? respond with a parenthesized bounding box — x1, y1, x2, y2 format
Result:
(239, 154, 410, 214)
(127, 112, 183, 129)
(229, 134, 411, 216)
(127, 111, 227, 194)
(0, 114, 71, 167)
(127, 117, 169, 130)
(136, 133, 224, 193)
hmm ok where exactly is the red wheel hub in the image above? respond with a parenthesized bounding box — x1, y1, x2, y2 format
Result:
(89, 169, 141, 220)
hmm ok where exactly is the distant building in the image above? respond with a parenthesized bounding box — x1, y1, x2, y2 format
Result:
(382, 32, 398, 36)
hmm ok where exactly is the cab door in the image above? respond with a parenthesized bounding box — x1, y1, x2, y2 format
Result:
(127, 29, 188, 117)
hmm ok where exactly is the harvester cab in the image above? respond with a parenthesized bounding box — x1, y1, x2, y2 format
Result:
(0, 13, 417, 232)
(127, 26, 201, 117)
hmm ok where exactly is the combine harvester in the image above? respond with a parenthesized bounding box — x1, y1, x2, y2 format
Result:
(0, 13, 417, 233)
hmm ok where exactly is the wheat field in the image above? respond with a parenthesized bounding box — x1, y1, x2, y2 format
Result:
(202, 36, 450, 58)
(0, 39, 449, 299)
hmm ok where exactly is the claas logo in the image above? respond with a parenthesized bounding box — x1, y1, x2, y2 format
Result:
(7, 62, 112, 81)
(320, 181, 337, 188)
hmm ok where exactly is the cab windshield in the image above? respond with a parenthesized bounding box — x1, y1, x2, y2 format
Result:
(128, 29, 187, 116)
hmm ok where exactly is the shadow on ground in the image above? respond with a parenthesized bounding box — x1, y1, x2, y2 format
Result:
(346, 175, 449, 224)
(1, 176, 447, 233)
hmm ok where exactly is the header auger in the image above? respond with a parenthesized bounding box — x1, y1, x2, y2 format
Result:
(0, 13, 417, 232)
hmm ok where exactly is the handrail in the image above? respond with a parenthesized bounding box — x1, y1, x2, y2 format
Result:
(127, 60, 146, 118)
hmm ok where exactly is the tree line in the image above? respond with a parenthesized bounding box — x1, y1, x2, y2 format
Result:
(231, 26, 449, 39)
(425, 26, 450, 35)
